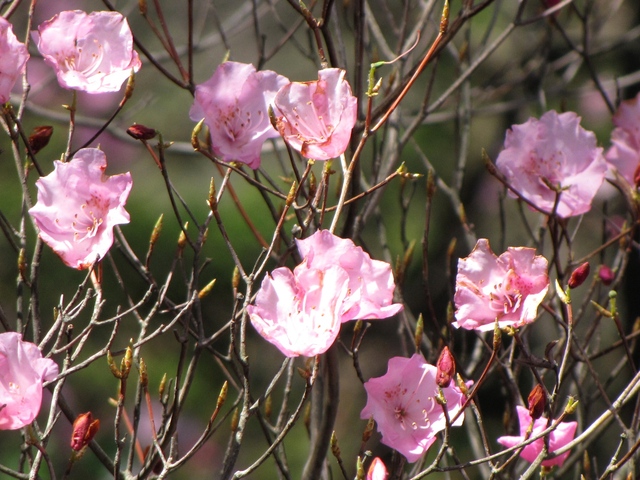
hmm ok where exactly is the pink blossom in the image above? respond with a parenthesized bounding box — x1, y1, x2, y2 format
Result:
(605, 93, 640, 186)
(29, 148, 133, 269)
(497, 405, 577, 467)
(453, 239, 549, 331)
(360, 354, 466, 463)
(0, 332, 58, 430)
(34, 10, 141, 94)
(0, 17, 29, 103)
(495, 110, 607, 218)
(190, 61, 289, 169)
(274, 68, 357, 160)
(247, 230, 402, 357)
(366, 457, 388, 480)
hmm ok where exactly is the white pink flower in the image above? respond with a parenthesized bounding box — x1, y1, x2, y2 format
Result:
(605, 93, 640, 186)
(0, 17, 29, 103)
(497, 405, 577, 467)
(0, 332, 58, 430)
(28, 148, 133, 269)
(34, 10, 141, 94)
(360, 354, 466, 463)
(453, 239, 549, 331)
(247, 230, 402, 357)
(274, 68, 357, 160)
(366, 457, 388, 480)
(495, 110, 607, 218)
(190, 61, 289, 169)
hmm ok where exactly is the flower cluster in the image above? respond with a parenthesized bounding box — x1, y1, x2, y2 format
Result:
(247, 230, 402, 357)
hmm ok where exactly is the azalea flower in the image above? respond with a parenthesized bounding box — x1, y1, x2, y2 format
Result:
(495, 110, 607, 218)
(274, 68, 357, 160)
(34, 10, 141, 94)
(605, 93, 640, 186)
(247, 230, 402, 357)
(29, 148, 133, 269)
(366, 457, 388, 480)
(190, 61, 289, 169)
(497, 405, 577, 467)
(360, 354, 466, 463)
(453, 239, 549, 331)
(0, 17, 29, 103)
(0, 332, 59, 430)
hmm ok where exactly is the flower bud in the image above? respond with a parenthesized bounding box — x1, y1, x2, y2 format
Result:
(598, 264, 614, 286)
(127, 123, 157, 140)
(71, 412, 100, 451)
(527, 384, 546, 420)
(568, 262, 590, 289)
(436, 346, 455, 388)
(27, 126, 53, 154)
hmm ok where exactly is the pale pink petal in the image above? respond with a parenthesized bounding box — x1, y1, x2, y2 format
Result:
(606, 93, 640, 185)
(28, 148, 133, 269)
(0, 18, 29, 103)
(0, 333, 58, 430)
(366, 458, 388, 480)
(190, 61, 289, 169)
(275, 68, 357, 160)
(34, 10, 141, 94)
(496, 110, 607, 218)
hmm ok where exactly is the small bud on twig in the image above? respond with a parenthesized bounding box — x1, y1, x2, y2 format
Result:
(27, 126, 53, 154)
(71, 412, 100, 452)
(527, 384, 546, 420)
(436, 346, 455, 388)
(127, 124, 157, 140)
(568, 262, 590, 289)
(598, 264, 614, 285)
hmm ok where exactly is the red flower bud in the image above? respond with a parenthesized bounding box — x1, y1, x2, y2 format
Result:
(598, 265, 614, 286)
(436, 346, 455, 388)
(27, 126, 53, 154)
(528, 384, 546, 420)
(568, 262, 590, 289)
(71, 412, 100, 451)
(126, 124, 157, 140)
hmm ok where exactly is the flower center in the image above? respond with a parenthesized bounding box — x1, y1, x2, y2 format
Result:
(63, 37, 105, 77)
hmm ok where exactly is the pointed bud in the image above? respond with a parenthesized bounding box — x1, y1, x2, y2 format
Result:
(362, 416, 375, 443)
(366, 457, 388, 480)
(414, 314, 424, 353)
(127, 124, 157, 140)
(120, 346, 133, 379)
(27, 126, 53, 154)
(139, 0, 148, 15)
(158, 373, 167, 399)
(123, 72, 135, 102)
(265, 394, 272, 420)
(436, 346, 455, 388)
(107, 351, 122, 379)
(527, 384, 546, 420)
(356, 456, 365, 480)
(568, 262, 590, 289)
(139, 357, 148, 388)
(198, 279, 217, 299)
(207, 178, 217, 211)
(232, 266, 240, 291)
(230, 407, 239, 432)
(598, 264, 614, 286)
(71, 412, 100, 451)
(330, 431, 341, 458)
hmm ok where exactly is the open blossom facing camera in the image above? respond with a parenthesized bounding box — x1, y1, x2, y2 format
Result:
(497, 406, 577, 467)
(453, 239, 549, 331)
(0, 332, 58, 430)
(360, 354, 466, 463)
(605, 93, 640, 186)
(495, 110, 607, 218)
(247, 230, 402, 357)
(190, 61, 289, 169)
(29, 148, 133, 269)
(274, 68, 357, 160)
(0, 17, 29, 103)
(34, 10, 141, 93)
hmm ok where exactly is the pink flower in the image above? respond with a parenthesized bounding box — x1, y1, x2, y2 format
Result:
(190, 61, 289, 169)
(0, 17, 29, 103)
(247, 230, 402, 357)
(605, 93, 640, 186)
(360, 354, 466, 463)
(495, 110, 607, 218)
(34, 11, 141, 94)
(497, 405, 577, 467)
(274, 68, 357, 160)
(29, 148, 133, 269)
(453, 239, 549, 331)
(366, 457, 388, 480)
(0, 332, 58, 430)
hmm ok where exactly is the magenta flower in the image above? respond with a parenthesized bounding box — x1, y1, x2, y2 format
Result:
(495, 110, 607, 218)
(190, 61, 289, 169)
(360, 354, 466, 463)
(0, 332, 58, 430)
(366, 457, 388, 480)
(274, 68, 357, 160)
(0, 17, 29, 104)
(605, 93, 640, 186)
(34, 10, 141, 94)
(29, 148, 133, 269)
(453, 239, 549, 331)
(497, 405, 577, 467)
(247, 230, 402, 357)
